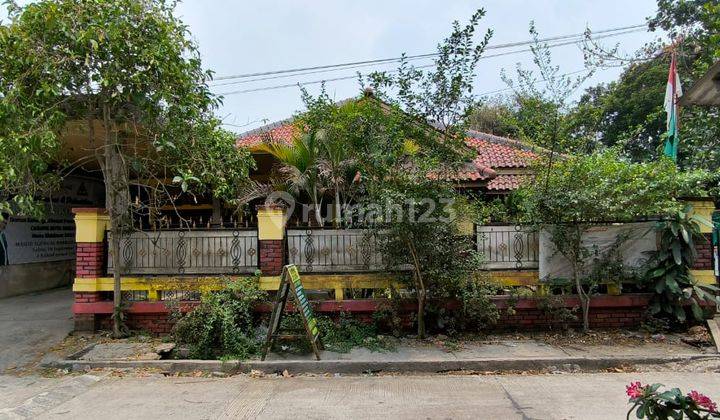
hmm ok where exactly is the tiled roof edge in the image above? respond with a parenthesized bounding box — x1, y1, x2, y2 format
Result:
(466, 129, 548, 154)
(238, 117, 296, 139)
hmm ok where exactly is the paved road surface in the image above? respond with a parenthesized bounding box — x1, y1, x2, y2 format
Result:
(0, 288, 73, 373)
(2, 371, 719, 419)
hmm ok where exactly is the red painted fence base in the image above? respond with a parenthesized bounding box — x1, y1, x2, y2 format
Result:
(73, 294, 671, 335)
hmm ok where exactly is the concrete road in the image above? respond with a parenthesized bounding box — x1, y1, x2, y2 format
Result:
(2, 371, 719, 419)
(0, 287, 74, 372)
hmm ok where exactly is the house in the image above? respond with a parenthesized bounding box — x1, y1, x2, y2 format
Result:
(681, 60, 720, 106)
(236, 117, 540, 196)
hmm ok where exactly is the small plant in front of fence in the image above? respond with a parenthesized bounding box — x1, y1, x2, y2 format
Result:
(278, 312, 396, 354)
(171, 276, 266, 360)
(538, 294, 579, 330)
(626, 381, 719, 419)
(644, 206, 720, 323)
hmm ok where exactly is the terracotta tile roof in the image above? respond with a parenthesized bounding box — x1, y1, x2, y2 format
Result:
(486, 174, 530, 191)
(236, 119, 297, 148)
(465, 130, 539, 168)
(430, 162, 497, 181)
(237, 122, 537, 191)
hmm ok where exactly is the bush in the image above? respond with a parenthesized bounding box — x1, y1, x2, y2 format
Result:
(644, 207, 720, 322)
(172, 277, 266, 360)
(626, 381, 719, 419)
(279, 312, 394, 353)
(458, 279, 500, 330)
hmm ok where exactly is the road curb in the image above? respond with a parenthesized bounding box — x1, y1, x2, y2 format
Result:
(50, 354, 720, 375)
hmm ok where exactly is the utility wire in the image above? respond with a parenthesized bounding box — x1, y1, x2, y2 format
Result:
(211, 23, 645, 83)
(218, 29, 643, 96)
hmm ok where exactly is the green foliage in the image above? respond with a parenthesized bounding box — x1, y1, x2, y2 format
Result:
(457, 280, 500, 330)
(172, 277, 266, 360)
(644, 207, 720, 322)
(516, 149, 707, 331)
(517, 150, 708, 224)
(467, 99, 518, 138)
(1, 0, 254, 336)
(365, 9, 492, 140)
(358, 11, 492, 338)
(0, 0, 254, 217)
(318, 314, 394, 353)
(497, 22, 596, 154)
(280, 313, 394, 353)
(563, 0, 720, 171)
(538, 294, 579, 328)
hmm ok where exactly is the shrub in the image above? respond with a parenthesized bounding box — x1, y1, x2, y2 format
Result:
(644, 206, 720, 322)
(279, 313, 394, 353)
(172, 277, 266, 360)
(626, 381, 719, 419)
(458, 279, 500, 330)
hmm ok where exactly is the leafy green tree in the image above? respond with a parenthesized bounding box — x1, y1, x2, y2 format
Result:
(566, 0, 720, 170)
(499, 23, 596, 155)
(0, 0, 253, 336)
(255, 130, 326, 226)
(351, 10, 492, 338)
(467, 98, 518, 138)
(517, 150, 708, 331)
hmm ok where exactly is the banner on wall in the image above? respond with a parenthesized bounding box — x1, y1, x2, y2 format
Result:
(0, 176, 104, 266)
(0, 205, 76, 265)
(539, 222, 658, 281)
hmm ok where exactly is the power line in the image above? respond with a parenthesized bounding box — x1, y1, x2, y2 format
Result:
(473, 68, 592, 97)
(235, 68, 597, 132)
(211, 23, 646, 83)
(217, 29, 643, 96)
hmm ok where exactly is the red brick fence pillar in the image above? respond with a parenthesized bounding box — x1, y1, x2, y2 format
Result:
(71, 208, 109, 331)
(686, 199, 718, 286)
(257, 205, 286, 276)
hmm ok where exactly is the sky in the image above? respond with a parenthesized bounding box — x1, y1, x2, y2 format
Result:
(4, 1, 667, 134)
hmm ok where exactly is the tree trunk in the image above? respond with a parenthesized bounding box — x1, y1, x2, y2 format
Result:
(417, 280, 426, 339)
(102, 105, 131, 338)
(572, 255, 590, 332)
(407, 238, 426, 339)
(211, 197, 223, 227)
(333, 187, 341, 228)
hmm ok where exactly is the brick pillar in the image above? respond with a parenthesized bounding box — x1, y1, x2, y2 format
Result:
(257, 205, 286, 276)
(685, 199, 718, 286)
(71, 208, 109, 331)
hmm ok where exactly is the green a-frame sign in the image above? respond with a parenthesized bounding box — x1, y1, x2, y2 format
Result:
(261, 264, 323, 360)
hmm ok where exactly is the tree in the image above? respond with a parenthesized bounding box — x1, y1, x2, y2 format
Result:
(517, 149, 708, 331)
(255, 130, 326, 226)
(0, 0, 253, 337)
(467, 98, 518, 138)
(346, 9, 492, 338)
(566, 0, 720, 171)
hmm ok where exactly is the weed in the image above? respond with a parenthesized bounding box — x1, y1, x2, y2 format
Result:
(172, 276, 266, 360)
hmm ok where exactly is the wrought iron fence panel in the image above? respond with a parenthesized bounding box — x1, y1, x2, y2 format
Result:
(287, 229, 385, 273)
(107, 229, 258, 275)
(476, 225, 539, 269)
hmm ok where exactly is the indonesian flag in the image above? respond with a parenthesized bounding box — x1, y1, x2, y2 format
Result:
(663, 53, 682, 161)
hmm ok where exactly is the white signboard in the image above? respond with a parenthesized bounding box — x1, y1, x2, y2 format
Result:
(1, 205, 76, 265)
(539, 222, 658, 281)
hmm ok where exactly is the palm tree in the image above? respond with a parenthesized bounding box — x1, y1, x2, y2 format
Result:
(317, 129, 358, 227)
(255, 131, 326, 226)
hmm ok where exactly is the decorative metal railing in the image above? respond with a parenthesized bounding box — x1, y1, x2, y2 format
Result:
(107, 229, 258, 275)
(287, 229, 385, 273)
(476, 225, 539, 270)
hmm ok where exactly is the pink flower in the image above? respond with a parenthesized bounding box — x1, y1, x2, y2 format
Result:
(688, 391, 718, 413)
(626, 382, 646, 399)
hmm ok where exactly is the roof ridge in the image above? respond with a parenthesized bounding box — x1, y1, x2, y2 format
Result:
(238, 117, 296, 138)
(466, 129, 547, 154)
